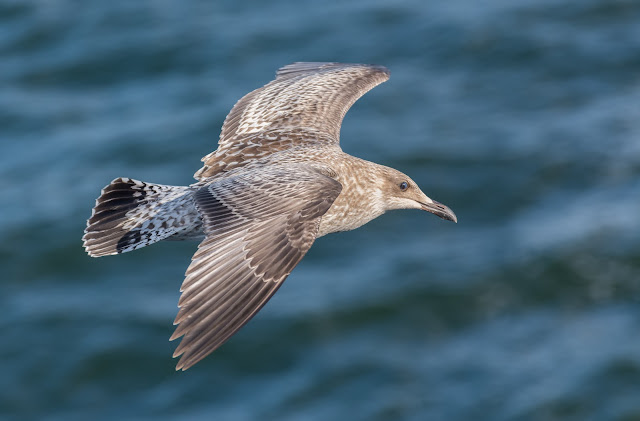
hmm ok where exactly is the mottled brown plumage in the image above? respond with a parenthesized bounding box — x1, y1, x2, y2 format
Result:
(83, 62, 457, 370)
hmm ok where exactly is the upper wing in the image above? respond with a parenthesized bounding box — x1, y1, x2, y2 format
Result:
(220, 62, 390, 145)
(194, 62, 389, 180)
(171, 165, 342, 370)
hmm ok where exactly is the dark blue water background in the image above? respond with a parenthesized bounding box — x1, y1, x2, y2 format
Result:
(2, 0, 639, 420)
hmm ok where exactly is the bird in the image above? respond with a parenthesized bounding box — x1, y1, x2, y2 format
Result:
(83, 62, 457, 370)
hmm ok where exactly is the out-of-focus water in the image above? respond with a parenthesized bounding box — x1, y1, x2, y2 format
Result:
(2, 0, 639, 420)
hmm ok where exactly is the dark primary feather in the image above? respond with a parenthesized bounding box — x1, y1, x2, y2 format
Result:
(171, 165, 342, 370)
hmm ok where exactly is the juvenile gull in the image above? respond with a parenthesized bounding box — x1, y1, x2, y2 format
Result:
(83, 62, 457, 370)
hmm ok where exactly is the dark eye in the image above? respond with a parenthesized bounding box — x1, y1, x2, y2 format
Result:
(399, 181, 409, 191)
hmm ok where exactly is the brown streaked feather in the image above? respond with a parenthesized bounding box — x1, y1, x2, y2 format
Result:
(221, 62, 389, 144)
(194, 62, 389, 180)
(172, 165, 342, 370)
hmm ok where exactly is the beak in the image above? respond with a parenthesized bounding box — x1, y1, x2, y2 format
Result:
(419, 200, 457, 223)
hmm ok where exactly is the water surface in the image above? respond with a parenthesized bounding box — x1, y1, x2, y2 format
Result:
(1, 1, 639, 420)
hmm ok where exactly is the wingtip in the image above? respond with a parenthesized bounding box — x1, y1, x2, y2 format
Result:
(174, 355, 194, 371)
(169, 330, 182, 341)
(276, 62, 390, 79)
(374, 64, 391, 78)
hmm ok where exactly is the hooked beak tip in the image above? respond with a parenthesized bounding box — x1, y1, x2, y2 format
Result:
(419, 200, 457, 223)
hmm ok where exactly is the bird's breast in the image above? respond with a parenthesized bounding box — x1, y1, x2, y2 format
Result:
(316, 187, 384, 237)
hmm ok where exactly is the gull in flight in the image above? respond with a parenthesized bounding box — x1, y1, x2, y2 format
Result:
(83, 62, 457, 370)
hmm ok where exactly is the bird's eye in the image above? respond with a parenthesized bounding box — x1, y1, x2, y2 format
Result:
(399, 181, 409, 191)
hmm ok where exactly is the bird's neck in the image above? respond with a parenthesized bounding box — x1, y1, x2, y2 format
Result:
(316, 154, 386, 237)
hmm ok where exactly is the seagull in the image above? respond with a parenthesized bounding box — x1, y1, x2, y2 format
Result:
(83, 62, 457, 370)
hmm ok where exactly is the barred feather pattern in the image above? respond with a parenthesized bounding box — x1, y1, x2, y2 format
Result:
(83, 178, 202, 257)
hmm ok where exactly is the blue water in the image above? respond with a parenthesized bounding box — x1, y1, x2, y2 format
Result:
(2, 1, 640, 420)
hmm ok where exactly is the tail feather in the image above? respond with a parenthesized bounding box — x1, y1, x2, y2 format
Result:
(83, 177, 198, 257)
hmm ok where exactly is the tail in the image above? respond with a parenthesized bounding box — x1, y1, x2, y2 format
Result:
(83, 177, 197, 257)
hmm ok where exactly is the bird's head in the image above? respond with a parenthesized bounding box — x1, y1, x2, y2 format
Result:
(377, 166, 457, 223)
